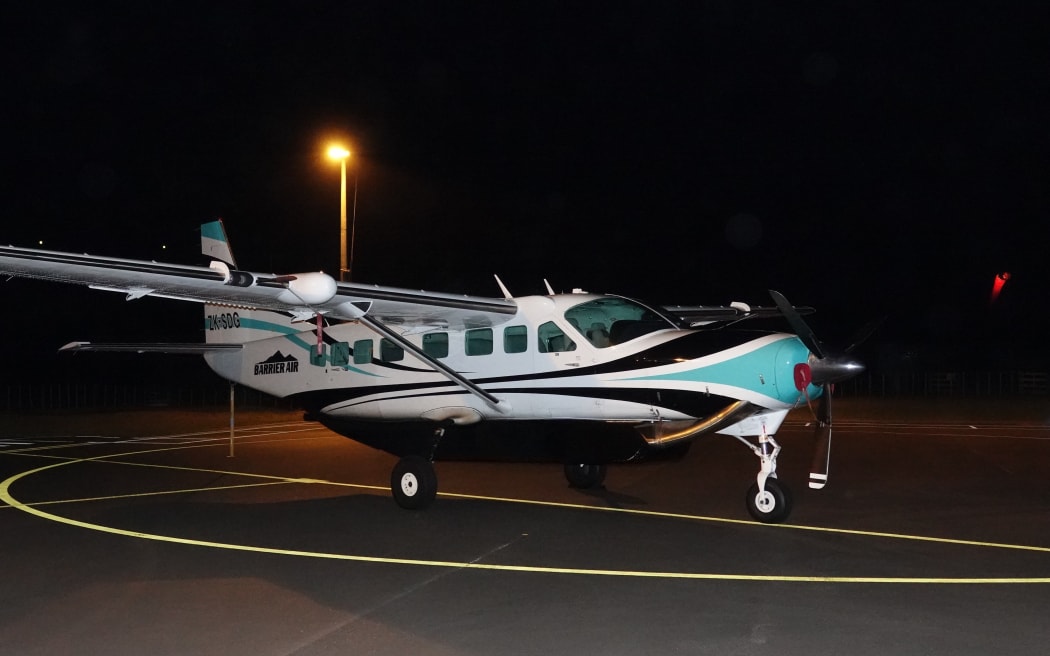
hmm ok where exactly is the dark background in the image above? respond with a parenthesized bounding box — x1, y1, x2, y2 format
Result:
(2, 2, 1047, 383)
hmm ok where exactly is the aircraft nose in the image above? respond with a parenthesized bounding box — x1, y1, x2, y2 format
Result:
(809, 352, 865, 385)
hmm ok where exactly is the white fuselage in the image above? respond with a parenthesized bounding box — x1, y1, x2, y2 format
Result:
(202, 293, 815, 435)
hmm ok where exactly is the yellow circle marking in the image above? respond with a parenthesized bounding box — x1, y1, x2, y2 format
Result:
(3, 440, 1050, 584)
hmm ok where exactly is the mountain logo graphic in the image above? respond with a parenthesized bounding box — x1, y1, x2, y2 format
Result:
(253, 351, 300, 375)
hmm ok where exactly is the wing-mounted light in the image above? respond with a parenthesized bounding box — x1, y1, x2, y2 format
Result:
(269, 272, 337, 306)
(211, 264, 337, 307)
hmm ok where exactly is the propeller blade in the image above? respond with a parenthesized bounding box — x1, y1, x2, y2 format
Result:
(809, 386, 832, 489)
(770, 291, 864, 491)
(769, 290, 824, 359)
(844, 315, 885, 354)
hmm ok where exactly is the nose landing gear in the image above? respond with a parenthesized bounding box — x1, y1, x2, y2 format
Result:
(734, 429, 794, 523)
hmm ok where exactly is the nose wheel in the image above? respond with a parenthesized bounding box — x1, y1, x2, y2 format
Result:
(746, 477, 793, 523)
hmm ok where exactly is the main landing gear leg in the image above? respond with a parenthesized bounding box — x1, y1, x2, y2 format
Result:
(390, 428, 443, 510)
(733, 429, 793, 523)
(564, 463, 608, 489)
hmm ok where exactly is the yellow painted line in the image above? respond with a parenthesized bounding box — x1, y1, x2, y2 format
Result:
(0, 430, 335, 463)
(0, 432, 386, 507)
(437, 492, 1050, 555)
(0, 432, 324, 457)
(5, 481, 300, 508)
(2, 440, 1050, 583)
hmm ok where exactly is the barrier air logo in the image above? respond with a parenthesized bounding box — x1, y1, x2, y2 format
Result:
(254, 351, 300, 376)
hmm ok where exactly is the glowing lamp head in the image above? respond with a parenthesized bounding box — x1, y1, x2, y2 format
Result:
(990, 271, 1012, 303)
(327, 145, 351, 161)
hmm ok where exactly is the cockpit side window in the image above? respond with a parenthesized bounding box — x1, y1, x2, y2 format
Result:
(565, 297, 674, 347)
(538, 321, 576, 353)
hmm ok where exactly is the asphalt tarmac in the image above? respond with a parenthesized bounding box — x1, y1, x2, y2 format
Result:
(2, 401, 1049, 656)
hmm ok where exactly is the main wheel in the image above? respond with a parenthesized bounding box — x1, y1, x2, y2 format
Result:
(564, 463, 607, 489)
(391, 456, 438, 510)
(745, 477, 793, 523)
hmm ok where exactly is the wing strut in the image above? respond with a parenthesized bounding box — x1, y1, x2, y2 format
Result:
(356, 315, 511, 414)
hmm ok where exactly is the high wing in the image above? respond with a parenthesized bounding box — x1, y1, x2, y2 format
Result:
(0, 240, 809, 331)
(0, 245, 518, 329)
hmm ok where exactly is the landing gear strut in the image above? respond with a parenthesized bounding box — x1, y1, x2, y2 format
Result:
(564, 463, 607, 489)
(733, 430, 794, 523)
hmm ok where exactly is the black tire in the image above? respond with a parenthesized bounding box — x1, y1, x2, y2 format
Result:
(391, 456, 438, 510)
(564, 463, 607, 489)
(745, 477, 793, 523)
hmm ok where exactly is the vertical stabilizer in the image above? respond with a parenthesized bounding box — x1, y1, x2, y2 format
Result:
(202, 219, 237, 267)
(199, 220, 300, 348)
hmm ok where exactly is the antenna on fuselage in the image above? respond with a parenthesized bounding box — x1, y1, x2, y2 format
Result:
(494, 274, 513, 300)
(543, 279, 555, 295)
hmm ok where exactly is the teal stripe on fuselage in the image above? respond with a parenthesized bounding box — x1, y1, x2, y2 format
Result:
(209, 316, 379, 377)
(201, 316, 300, 338)
(237, 317, 299, 335)
(627, 336, 820, 403)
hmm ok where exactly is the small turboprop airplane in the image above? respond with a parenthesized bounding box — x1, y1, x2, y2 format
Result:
(0, 221, 864, 522)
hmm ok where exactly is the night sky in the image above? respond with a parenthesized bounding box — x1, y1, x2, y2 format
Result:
(3, 2, 1048, 375)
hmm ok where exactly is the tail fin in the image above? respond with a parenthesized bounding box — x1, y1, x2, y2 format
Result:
(201, 219, 237, 267)
(200, 220, 301, 347)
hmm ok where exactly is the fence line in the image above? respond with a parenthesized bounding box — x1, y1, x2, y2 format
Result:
(1, 382, 295, 413)
(835, 370, 1049, 398)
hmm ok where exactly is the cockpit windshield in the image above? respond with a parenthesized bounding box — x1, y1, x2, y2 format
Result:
(564, 296, 676, 348)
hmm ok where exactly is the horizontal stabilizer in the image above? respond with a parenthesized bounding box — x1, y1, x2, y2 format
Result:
(60, 341, 243, 354)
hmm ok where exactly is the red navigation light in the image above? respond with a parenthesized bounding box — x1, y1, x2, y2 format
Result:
(990, 272, 1011, 303)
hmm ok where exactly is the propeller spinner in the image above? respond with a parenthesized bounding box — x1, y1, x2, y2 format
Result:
(770, 290, 866, 490)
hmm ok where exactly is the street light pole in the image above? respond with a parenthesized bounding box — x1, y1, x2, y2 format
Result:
(339, 157, 348, 280)
(349, 169, 358, 282)
(326, 145, 352, 281)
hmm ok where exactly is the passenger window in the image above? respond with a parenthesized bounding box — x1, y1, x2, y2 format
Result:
(353, 339, 373, 365)
(422, 332, 449, 358)
(538, 321, 576, 353)
(331, 342, 350, 366)
(504, 325, 527, 353)
(380, 338, 404, 362)
(465, 327, 493, 356)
